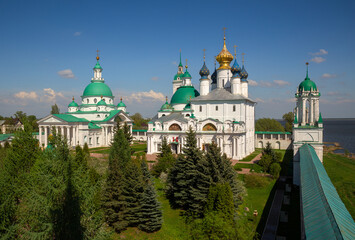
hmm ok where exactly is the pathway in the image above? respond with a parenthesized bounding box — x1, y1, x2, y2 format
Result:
(235, 153, 262, 175)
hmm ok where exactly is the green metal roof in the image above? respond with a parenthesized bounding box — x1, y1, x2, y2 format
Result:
(170, 86, 199, 105)
(298, 67, 317, 92)
(117, 100, 126, 107)
(174, 73, 184, 80)
(300, 144, 355, 240)
(0, 134, 13, 141)
(53, 114, 88, 122)
(88, 122, 101, 129)
(255, 131, 291, 135)
(97, 99, 107, 106)
(68, 100, 79, 107)
(183, 70, 192, 78)
(82, 82, 113, 97)
(132, 129, 147, 132)
(94, 60, 102, 69)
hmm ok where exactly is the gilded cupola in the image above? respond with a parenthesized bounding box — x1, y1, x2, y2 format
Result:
(215, 34, 234, 70)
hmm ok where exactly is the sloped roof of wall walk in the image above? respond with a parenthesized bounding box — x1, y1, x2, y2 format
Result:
(300, 144, 355, 240)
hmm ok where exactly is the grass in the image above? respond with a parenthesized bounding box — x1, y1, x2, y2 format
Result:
(112, 178, 189, 240)
(90, 143, 147, 155)
(323, 152, 355, 219)
(239, 148, 262, 162)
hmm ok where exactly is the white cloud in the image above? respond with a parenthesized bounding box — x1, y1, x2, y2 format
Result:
(273, 80, 290, 86)
(248, 79, 258, 86)
(259, 81, 273, 87)
(310, 56, 326, 63)
(73, 32, 82, 36)
(57, 69, 75, 79)
(151, 76, 159, 81)
(14, 91, 38, 100)
(321, 73, 337, 78)
(42, 88, 64, 102)
(127, 90, 165, 103)
(310, 49, 328, 56)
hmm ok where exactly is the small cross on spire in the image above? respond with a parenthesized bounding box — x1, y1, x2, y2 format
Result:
(96, 49, 100, 60)
(242, 53, 245, 65)
(185, 59, 188, 69)
(203, 49, 206, 61)
(234, 45, 238, 57)
(223, 27, 226, 39)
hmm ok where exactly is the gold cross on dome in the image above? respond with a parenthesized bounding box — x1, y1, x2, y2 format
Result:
(223, 27, 226, 38)
(96, 49, 100, 57)
(185, 59, 188, 69)
(242, 52, 245, 65)
(203, 49, 206, 61)
(234, 45, 238, 57)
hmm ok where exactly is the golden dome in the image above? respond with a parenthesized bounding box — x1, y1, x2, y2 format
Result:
(216, 37, 233, 70)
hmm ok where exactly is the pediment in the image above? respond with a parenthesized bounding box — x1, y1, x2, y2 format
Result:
(43, 117, 63, 123)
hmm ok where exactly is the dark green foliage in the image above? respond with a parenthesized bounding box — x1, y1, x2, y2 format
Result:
(138, 183, 163, 232)
(3, 141, 10, 149)
(51, 103, 60, 114)
(103, 128, 131, 232)
(189, 183, 238, 239)
(138, 160, 162, 232)
(190, 143, 245, 216)
(75, 145, 86, 169)
(131, 113, 150, 130)
(258, 142, 282, 173)
(122, 160, 144, 227)
(166, 127, 202, 210)
(0, 123, 40, 234)
(255, 118, 285, 132)
(270, 163, 281, 179)
(83, 142, 90, 159)
(152, 138, 176, 178)
(283, 112, 294, 132)
(123, 122, 133, 143)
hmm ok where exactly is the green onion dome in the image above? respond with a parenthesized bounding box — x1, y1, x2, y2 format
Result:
(68, 97, 79, 107)
(199, 62, 210, 79)
(170, 86, 200, 105)
(97, 98, 107, 106)
(298, 65, 317, 92)
(117, 98, 126, 107)
(231, 59, 241, 75)
(240, 65, 248, 80)
(183, 69, 192, 79)
(160, 99, 172, 111)
(83, 82, 113, 97)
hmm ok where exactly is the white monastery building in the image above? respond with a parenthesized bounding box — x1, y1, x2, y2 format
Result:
(147, 35, 256, 160)
(38, 55, 133, 148)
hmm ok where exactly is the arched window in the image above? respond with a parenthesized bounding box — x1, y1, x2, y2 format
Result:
(200, 106, 202, 112)
(94, 98, 97, 103)
(215, 106, 218, 111)
(169, 124, 182, 131)
(87, 99, 89, 104)
(233, 105, 236, 112)
(186, 114, 190, 117)
(203, 123, 217, 131)
(162, 114, 166, 117)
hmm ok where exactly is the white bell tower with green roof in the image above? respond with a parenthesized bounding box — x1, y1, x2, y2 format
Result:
(293, 63, 324, 185)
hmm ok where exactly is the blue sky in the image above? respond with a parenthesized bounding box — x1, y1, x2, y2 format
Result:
(1, 0, 354, 119)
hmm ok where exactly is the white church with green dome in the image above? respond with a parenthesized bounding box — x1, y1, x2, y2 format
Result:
(38, 55, 133, 148)
(147, 35, 256, 160)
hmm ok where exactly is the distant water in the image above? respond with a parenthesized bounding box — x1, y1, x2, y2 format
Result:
(323, 119, 355, 154)
(277, 118, 355, 153)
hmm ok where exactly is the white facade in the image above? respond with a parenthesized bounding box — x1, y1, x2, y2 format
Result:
(38, 56, 133, 148)
(147, 38, 256, 160)
(293, 64, 323, 185)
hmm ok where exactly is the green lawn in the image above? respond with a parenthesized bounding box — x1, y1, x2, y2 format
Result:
(90, 143, 147, 155)
(323, 152, 355, 219)
(112, 178, 189, 240)
(239, 148, 262, 162)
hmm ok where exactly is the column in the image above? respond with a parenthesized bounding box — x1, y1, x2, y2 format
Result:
(309, 99, 314, 125)
(315, 99, 319, 122)
(105, 127, 108, 146)
(302, 98, 306, 125)
(39, 127, 42, 147)
(61, 126, 64, 136)
(67, 127, 70, 146)
(76, 126, 79, 145)
(101, 126, 105, 147)
(44, 127, 48, 147)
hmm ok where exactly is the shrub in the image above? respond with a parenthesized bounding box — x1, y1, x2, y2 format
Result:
(244, 174, 270, 188)
(258, 154, 273, 172)
(270, 163, 281, 179)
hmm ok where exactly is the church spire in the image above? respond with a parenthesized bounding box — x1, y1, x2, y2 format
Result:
(92, 50, 104, 82)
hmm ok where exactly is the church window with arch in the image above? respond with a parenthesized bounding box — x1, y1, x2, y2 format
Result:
(200, 106, 202, 112)
(203, 123, 217, 131)
(169, 123, 182, 131)
(233, 105, 236, 112)
(94, 98, 97, 103)
(215, 106, 218, 111)
(87, 99, 89, 104)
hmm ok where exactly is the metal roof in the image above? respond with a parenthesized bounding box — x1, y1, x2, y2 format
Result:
(190, 88, 255, 102)
(300, 144, 355, 240)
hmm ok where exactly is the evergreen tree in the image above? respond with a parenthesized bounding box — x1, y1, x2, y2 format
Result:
(83, 142, 90, 159)
(102, 127, 131, 232)
(152, 138, 176, 178)
(138, 159, 162, 232)
(74, 145, 86, 169)
(166, 127, 202, 211)
(123, 122, 133, 143)
(51, 104, 60, 114)
(0, 123, 40, 234)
